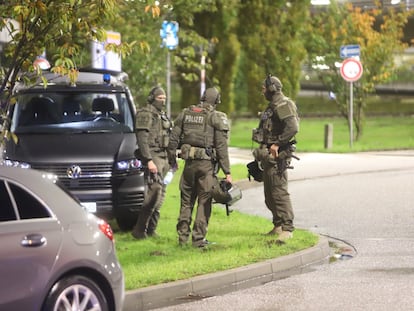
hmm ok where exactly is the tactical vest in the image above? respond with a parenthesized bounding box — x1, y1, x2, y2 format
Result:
(138, 107, 172, 151)
(180, 105, 214, 148)
(257, 97, 298, 145)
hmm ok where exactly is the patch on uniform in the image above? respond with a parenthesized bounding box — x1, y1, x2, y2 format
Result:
(184, 114, 205, 124)
(276, 101, 295, 120)
(191, 107, 204, 113)
(213, 111, 229, 131)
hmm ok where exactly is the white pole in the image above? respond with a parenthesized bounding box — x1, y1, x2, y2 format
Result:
(349, 81, 353, 148)
(166, 51, 171, 118)
(200, 55, 206, 97)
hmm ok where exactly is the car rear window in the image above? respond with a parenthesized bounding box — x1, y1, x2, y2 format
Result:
(0, 181, 17, 221)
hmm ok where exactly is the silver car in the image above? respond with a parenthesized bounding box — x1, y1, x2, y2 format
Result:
(0, 166, 124, 311)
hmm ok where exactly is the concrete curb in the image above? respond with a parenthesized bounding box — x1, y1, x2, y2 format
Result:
(123, 236, 330, 311)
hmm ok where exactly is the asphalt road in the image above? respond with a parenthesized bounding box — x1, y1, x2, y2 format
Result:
(153, 150, 414, 311)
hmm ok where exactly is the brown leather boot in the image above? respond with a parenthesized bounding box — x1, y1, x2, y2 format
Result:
(266, 226, 282, 236)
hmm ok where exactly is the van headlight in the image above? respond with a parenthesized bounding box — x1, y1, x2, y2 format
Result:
(116, 159, 142, 171)
(1, 159, 31, 168)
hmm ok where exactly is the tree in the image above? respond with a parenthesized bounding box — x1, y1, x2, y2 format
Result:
(237, 0, 310, 115)
(110, 0, 223, 113)
(106, 1, 166, 104)
(305, 2, 412, 140)
(175, 0, 241, 114)
(160, 0, 218, 111)
(0, 1, 134, 111)
(209, 0, 241, 115)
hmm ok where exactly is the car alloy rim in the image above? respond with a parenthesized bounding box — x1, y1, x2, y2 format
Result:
(53, 284, 102, 311)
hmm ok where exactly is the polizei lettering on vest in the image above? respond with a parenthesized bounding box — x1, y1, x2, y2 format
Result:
(184, 114, 205, 124)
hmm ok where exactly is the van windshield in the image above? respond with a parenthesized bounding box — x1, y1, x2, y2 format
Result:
(11, 92, 135, 134)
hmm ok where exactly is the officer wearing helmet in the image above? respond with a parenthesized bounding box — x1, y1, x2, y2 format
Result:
(132, 86, 173, 240)
(254, 75, 299, 242)
(168, 87, 232, 248)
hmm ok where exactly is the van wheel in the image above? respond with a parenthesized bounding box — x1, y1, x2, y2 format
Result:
(116, 210, 139, 231)
(43, 275, 109, 311)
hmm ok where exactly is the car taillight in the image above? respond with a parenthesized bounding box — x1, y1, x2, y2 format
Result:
(98, 219, 114, 241)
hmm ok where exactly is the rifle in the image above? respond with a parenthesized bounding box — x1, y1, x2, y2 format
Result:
(276, 140, 300, 176)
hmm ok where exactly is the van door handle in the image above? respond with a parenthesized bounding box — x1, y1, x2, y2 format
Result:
(21, 233, 47, 247)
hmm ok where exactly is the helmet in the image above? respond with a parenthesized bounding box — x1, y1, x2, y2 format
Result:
(211, 178, 242, 206)
(201, 87, 221, 105)
(264, 75, 282, 92)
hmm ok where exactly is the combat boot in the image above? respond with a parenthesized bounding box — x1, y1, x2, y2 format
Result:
(131, 218, 148, 240)
(266, 226, 282, 236)
(147, 230, 159, 238)
(131, 230, 148, 240)
(276, 231, 293, 242)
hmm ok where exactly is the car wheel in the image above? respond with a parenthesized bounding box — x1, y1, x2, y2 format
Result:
(43, 275, 109, 311)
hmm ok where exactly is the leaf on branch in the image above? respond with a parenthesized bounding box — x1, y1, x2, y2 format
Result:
(151, 6, 160, 18)
(139, 41, 151, 53)
(40, 76, 48, 89)
(145, 5, 160, 18)
(11, 132, 19, 145)
(68, 68, 79, 85)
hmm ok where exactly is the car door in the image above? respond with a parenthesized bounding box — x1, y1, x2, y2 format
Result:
(0, 179, 63, 310)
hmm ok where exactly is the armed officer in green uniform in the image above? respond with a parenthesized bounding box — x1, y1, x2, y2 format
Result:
(168, 87, 232, 248)
(253, 75, 299, 242)
(132, 86, 172, 240)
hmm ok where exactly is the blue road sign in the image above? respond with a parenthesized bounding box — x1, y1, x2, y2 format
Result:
(160, 21, 179, 50)
(340, 45, 360, 58)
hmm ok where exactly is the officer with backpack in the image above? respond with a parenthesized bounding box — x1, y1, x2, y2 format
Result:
(253, 75, 300, 242)
(131, 86, 172, 240)
(167, 87, 232, 248)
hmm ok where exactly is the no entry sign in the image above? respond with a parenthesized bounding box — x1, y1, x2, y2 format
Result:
(340, 58, 363, 82)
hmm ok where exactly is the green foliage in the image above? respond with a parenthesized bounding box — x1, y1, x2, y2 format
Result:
(109, 0, 224, 110)
(105, 1, 167, 105)
(237, 0, 311, 113)
(210, 1, 241, 114)
(0, 0, 133, 108)
(304, 2, 413, 140)
(229, 116, 414, 152)
(2, 1, 412, 138)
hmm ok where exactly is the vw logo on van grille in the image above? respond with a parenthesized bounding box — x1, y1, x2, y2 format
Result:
(67, 165, 82, 179)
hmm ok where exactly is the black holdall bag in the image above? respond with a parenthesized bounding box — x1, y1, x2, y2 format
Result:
(247, 160, 263, 182)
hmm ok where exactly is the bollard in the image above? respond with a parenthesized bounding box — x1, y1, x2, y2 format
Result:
(324, 123, 333, 149)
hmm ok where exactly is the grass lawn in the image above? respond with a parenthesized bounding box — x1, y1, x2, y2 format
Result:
(230, 116, 414, 152)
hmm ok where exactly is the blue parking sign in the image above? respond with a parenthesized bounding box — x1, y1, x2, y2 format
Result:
(340, 45, 360, 59)
(160, 21, 179, 50)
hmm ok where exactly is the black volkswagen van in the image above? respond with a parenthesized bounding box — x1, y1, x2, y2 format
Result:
(1, 70, 145, 230)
